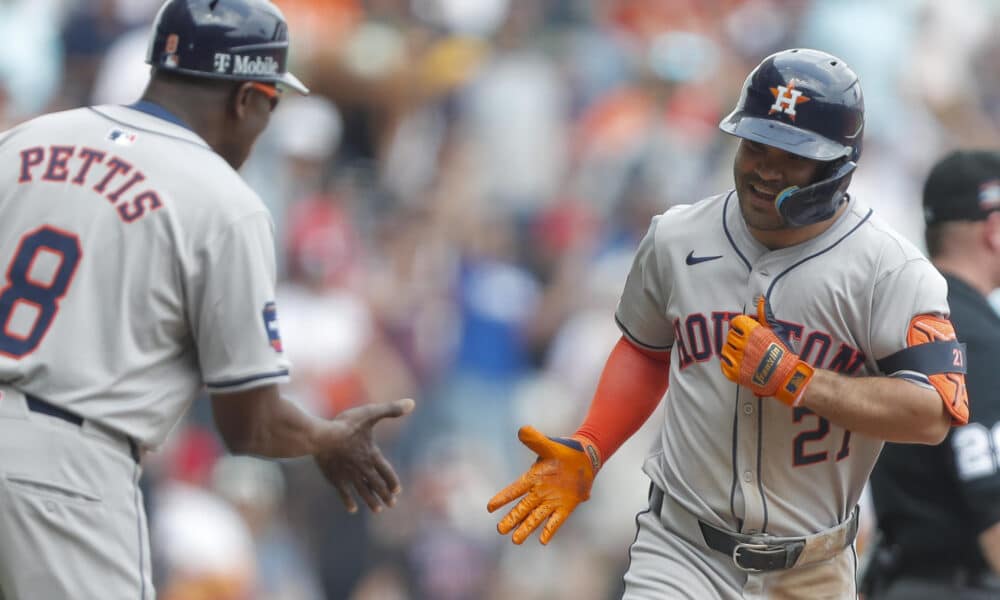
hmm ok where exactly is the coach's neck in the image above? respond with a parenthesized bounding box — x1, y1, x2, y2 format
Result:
(138, 72, 236, 160)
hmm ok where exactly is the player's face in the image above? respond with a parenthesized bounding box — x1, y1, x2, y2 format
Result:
(733, 139, 825, 231)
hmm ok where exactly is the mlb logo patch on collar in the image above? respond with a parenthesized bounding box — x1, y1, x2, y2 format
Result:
(107, 128, 138, 146)
(262, 301, 283, 353)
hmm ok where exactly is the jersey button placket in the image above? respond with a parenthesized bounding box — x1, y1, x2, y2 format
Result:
(734, 387, 764, 531)
(739, 278, 769, 534)
(728, 273, 765, 531)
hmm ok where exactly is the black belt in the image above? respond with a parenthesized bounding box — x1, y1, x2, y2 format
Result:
(699, 520, 805, 572)
(648, 486, 854, 572)
(648, 486, 802, 572)
(26, 394, 140, 463)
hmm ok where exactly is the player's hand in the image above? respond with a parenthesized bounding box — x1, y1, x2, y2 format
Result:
(720, 298, 814, 406)
(487, 425, 601, 545)
(314, 397, 415, 513)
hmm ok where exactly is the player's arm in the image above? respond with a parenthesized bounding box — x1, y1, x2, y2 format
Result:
(212, 384, 414, 513)
(487, 336, 669, 544)
(721, 299, 965, 444)
(195, 213, 415, 513)
(796, 372, 950, 444)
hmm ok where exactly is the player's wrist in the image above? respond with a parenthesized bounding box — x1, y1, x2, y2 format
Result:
(568, 433, 603, 476)
(773, 360, 815, 406)
(311, 418, 348, 456)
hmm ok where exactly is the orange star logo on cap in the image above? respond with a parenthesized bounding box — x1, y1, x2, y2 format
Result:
(769, 80, 810, 121)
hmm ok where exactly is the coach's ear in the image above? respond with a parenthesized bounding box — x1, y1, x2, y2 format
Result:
(231, 81, 255, 120)
(984, 211, 1000, 252)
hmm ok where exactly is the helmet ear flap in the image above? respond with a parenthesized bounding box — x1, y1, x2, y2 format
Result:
(775, 159, 857, 226)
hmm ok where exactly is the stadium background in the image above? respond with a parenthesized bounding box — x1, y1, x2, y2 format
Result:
(2, 0, 999, 598)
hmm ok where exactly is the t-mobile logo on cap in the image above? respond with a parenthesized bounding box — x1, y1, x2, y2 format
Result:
(233, 55, 278, 76)
(213, 53, 232, 73)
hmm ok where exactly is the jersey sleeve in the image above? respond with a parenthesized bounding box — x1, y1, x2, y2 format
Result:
(189, 211, 291, 393)
(869, 258, 950, 365)
(870, 258, 969, 423)
(615, 215, 674, 350)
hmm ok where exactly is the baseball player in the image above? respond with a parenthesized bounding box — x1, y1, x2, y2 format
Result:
(0, 1, 413, 599)
(488, 48, 969, 599)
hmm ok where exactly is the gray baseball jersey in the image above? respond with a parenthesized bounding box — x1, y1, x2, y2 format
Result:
(0, 103, 292, 599)
(616, 191, 948, 539)
(0, 104, 291, 448)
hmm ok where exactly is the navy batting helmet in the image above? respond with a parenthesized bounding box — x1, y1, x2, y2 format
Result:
(146, 0, 309, 94)
(720, 48, 864, 226)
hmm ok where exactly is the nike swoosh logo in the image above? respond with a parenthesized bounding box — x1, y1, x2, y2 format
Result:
(686, 251, 723, 265)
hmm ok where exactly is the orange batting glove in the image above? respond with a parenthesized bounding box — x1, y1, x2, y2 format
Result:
(720, 297, 815, 406)
(487, 425, 601, 545)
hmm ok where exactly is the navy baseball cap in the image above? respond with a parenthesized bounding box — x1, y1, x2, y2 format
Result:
(924, 150, 1000, 225)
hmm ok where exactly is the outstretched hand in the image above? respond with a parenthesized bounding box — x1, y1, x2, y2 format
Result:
(487, 425, 601, 545)
(314, 397, 415, 513)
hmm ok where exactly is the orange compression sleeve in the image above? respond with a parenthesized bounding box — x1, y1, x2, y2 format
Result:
(574, 336, 670, 462)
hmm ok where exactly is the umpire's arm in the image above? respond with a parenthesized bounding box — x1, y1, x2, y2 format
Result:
(982, 524, 1000, 573)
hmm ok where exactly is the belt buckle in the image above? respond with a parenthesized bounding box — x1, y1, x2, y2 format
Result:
(732, 542, 775, 573)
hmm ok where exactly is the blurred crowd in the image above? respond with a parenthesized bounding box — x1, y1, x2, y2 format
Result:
(3, 0, 1000, 598)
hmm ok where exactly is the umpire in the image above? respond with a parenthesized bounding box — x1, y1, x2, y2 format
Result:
(868, 150, 1000, 599)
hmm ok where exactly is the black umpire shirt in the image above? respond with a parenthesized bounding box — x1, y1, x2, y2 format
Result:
(871, 273, 1000, 574)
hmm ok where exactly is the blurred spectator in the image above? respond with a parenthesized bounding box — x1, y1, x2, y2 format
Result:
(457, 0, 570, 216)
(112, 0, 163, 27)
(399, 435, 503, 599)
(250, 93, 345, 267)
(902, 0, 997, 147)
(0, 0, 63, 122)
(152, 481, 255, 600)
(90, 26, 152, 105)
(428, 211, 542, 458)
(569, 25, 727, 220)
(273, 98, 416, 417)
(212, 456, 325, 600)
(278, 191, 415, 418)
(412, 0, 510, 37)
(59, 0, 128, 108)
(0, 84, 10, 131)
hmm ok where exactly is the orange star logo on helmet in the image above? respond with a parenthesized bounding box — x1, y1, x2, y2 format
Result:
(768, 80, 810, 121)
